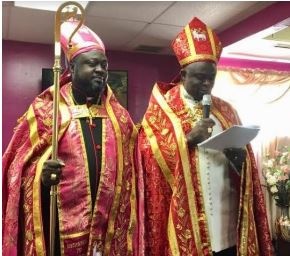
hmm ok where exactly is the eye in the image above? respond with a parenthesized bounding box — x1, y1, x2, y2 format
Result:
(86, 60, 108, 69)
(101, 61, 108, 69)
(208, 75, 215, 82)
(194, 74, 205, 81)
(86, 60, 96, 66)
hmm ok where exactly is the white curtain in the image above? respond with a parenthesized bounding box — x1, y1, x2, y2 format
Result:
(212, 67, 290, 236)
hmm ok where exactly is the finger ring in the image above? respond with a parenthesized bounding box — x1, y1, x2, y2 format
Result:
(207, 127, 213, 133)
(51, 173, 57, 180)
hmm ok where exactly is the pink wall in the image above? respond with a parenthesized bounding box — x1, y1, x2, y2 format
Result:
(3, 41, 54, 152)
(106, 50, 180, 123)
(2, 40, 180, 151)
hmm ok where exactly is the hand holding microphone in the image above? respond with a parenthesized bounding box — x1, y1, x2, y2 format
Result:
(186, 94, 215, 149)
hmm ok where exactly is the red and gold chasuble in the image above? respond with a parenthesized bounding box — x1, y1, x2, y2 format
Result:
(139, 82, 273, 256)
(3, 83, 141, 256)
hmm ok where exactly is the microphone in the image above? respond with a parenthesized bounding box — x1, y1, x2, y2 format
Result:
(202, 94, 212, 118)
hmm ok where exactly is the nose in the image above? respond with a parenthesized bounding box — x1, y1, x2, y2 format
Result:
(203, 79, 214, 87)
(204, 79, 211, 85)
(94, 64, 104, 72)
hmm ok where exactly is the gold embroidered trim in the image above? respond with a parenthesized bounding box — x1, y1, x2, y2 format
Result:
(62, 230, 90, 239)
(27, 105, 40, 144)
(194, 147, 213, 255)
(207, 28, 216, 58)
(87, 119, 107, 253)
(168, 211, 180, 256)
(153, 84, 203, 255)
(240, 157, 251, 255)
(34, 147, 52, 256)
(185, 25, 196, 57)
(142, 118, 174, 189)
(127, 127, 138, 253)
(33, 90, 71, 256)
(104, 87, 124, 254)
(180, 54, 217, 66)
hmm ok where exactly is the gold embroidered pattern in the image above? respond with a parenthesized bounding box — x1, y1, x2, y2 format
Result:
(42, 117, 52, 128)
(120, 115, 127, 124)
(22, 174, 36, 254)
(26, 230, 34, 241)
(70, 105, 107, 119)
(155, 84, 205, 254)
(104, 88, 134, 255)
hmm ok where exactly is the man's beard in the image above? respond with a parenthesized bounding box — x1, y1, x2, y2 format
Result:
(91, 80, 106, 104)
(73, 77, 106, 104)
(91, 80, 105, 94)
(78, 76, 106, 98)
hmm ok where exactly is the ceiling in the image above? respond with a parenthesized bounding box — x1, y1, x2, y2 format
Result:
(2, 1, 290, 63)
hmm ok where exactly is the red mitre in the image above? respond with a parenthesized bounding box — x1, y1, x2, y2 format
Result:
(61, 20, 105, 62)
(171, 17, 222, 67)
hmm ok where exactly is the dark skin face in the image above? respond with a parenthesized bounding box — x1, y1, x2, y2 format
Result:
(181, 61, 217, 101)
(70, 50, 108, 102)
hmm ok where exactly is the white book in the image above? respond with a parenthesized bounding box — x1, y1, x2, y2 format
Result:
(198, 125, 260, 151)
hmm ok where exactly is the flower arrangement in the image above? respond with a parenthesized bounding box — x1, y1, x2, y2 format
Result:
(263, 146, 290, 207)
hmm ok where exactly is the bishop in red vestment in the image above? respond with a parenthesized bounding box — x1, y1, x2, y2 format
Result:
(138, 17, 273, 256)
(3, 20, 144, 256)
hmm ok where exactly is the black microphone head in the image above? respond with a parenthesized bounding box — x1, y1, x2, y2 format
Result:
(202, 94, 212, 106)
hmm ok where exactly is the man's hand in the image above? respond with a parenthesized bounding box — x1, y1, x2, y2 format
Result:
(223, 147, 247, 173)
(41, 159, 65, 186)
(186, 118, 215, 149)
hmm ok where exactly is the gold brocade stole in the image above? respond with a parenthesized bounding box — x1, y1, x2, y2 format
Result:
(31, 87, 71, 256)
(101, 87, 137, 255)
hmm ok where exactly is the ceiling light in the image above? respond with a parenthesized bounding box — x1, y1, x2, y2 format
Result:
(14, 1, 88, 13)
(223, 18, 290, 64)
(274, 43, 290, 49)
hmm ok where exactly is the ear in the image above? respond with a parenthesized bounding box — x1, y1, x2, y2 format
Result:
(180, 68, 186, 82)
(69, 61, 75, 74)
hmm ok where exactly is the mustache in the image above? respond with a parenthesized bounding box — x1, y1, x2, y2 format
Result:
(91, 76, 107, 96)
(91, 75, 106, 87)
(92, 72, 108, 82)
(92, 82, 105, 91)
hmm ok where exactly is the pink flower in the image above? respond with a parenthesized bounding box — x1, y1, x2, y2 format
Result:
(281, 165, 290, 174)
(278, 175, 288, 181)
